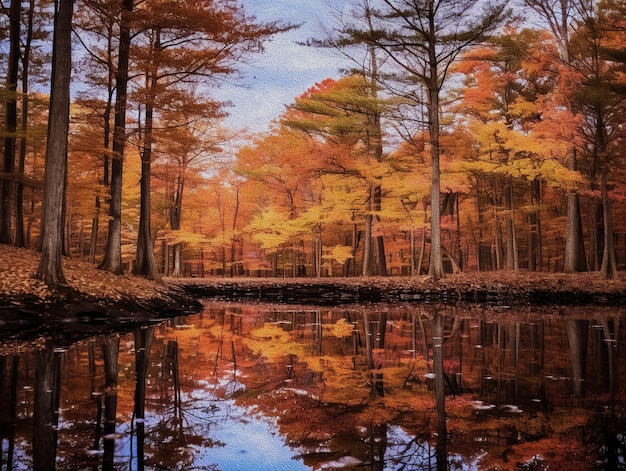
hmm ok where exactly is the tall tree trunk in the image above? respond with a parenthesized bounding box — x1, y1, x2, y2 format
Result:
(1, 0, 21, 244)
(362, 208, 373, 276)
(36, 0, 74, 285)
(528, 178, 542, 271)
(89, 99, 112, 264)
(133, 31, 161, 282)
(99, 0, 132, 275)
(16, 0, 35, 248)
(428, 77, 443, 280)
(169, 173, 183, 277)
(89, 14, 115, 264)
(505, 176, 518, 270)
(373, 184, 387, 276)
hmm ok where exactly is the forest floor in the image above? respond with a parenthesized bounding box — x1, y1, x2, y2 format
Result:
(0, 244, 199, 317)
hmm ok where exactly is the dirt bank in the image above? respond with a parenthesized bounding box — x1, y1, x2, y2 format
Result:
(168, 272, 626, 306)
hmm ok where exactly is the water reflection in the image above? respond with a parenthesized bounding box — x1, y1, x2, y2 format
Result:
(1, 302, 625, 470)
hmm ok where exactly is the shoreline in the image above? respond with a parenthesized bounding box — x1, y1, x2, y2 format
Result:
(168, 272, 626, 306)
(2, 246, 626, 318)
(1, 245, 625, 355)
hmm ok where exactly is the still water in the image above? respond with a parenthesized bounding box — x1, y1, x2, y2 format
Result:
(1, 301, 625, 470)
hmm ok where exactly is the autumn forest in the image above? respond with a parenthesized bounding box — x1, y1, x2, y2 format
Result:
(1, 0, 625, 285)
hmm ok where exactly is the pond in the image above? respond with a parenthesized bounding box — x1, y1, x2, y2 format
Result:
(1, 301, 625, 470)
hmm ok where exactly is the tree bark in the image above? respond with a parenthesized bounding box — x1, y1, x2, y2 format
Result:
(428, 79, 443, 280)
(2, 0, 21, 244)
(99, 0, 133, 275)
(36, 0, 74, 285)
(600, 169, 617, 279)
(563, 154, 587, 273)
(133, 30, 161, 282)
(15, 0, 36, 248)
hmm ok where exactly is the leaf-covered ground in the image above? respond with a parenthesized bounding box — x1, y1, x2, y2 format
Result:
(0, 245, 184, 312)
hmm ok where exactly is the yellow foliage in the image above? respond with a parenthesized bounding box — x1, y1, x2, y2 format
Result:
(323, 245, 354, 265)
(243, 323, 308, 361)
(321, 318, 354, 338)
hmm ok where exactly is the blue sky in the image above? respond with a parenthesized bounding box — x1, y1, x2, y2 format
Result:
(216, 0, 349, 135)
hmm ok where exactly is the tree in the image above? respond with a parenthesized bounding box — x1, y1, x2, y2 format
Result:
(369, 0, 510, 280)
(284, 75, 393, 276)
(452, 28, 582, 272)
(315, 0, 392, 276)
(570, 1, 624, 279)
(1, 0, 21, 244)
(129, 0, 290, 281)
(156, 109, 226, 277)
(237, 125, 324, 276)
(525, 0, 589, 273)
(35, 0, 74, 285)
(97, 0, 132, 275)
(15, 0, 48, 249)
(74, 0, 121, 263)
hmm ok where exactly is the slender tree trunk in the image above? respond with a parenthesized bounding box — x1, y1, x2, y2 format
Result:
(428, 77, 443, 280)
(1, 0, 21, 244)
(600, 169, 617, 280)
(16, 0, 35, 248)
(563, 154, 587, 273)
(362, 206, 373, 276)
(229, 184, 240, 276)
(89, 101, 112, 264)
(373, 184, 387, 276)
(169, 172, 184, 276)
(99, 0, 132, 275)
(36, 0, 74, 285)
(505, 176, 518, 270)
(528, 179, 542, 271)
(133, 31, 161, 282)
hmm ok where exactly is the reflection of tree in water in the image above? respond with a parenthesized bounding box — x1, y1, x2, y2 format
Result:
(223, 304, 626, 470)
(102, 336, 119, 471)
(2, 304, 625, 470)
(0, 354, 19, 469)
(33, 347, 62, 471)
(139, 320, 228, 470)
